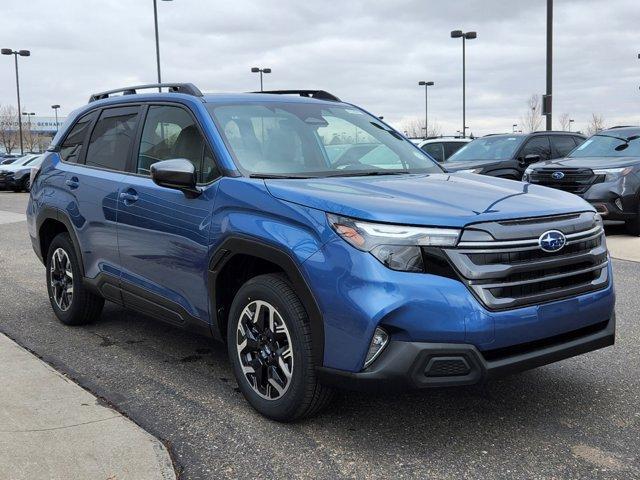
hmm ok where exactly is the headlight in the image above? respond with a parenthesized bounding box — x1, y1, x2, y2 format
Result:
(327, 213, 460, 272)
(457, 168, 483, 174)
(522, 166, 534, 182)
(593, 167, 633, 182)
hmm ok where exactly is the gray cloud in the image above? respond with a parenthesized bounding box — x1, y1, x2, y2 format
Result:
(1, 0, 638, 135)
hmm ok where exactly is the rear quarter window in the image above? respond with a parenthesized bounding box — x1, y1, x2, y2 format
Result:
(59, 111, 97, 163)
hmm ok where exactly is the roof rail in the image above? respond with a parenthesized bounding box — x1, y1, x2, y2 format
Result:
(609, 125, 637, 129)
(253, 90, 341, 102)
(88, 83, 203, 103)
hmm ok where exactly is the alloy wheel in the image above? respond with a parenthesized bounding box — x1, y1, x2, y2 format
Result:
(236, 300, 293, 400)
(50, 248, 73, 311)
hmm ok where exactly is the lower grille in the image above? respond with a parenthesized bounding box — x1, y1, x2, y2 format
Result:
(529, 168, 601, 194)
(444, 212, 609, 310)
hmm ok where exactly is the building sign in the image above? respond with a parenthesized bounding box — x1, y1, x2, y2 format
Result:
(0, 116, 68, 134)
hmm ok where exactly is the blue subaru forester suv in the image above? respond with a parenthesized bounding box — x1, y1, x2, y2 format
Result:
(27, 83, 615, 421)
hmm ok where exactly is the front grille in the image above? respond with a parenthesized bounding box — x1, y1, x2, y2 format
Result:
(529, 168, 602, 194)
(444, 213, 609, 310)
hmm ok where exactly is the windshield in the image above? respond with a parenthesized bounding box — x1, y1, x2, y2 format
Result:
(447, 136, 525, 162)
(569, 132, 640, 158)
(206, 102, 442, 177)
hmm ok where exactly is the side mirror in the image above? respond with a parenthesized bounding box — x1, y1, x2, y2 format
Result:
(150, 159, 201, 197)
(521, 154, 541, 164)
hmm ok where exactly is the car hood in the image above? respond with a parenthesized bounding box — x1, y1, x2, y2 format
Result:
(444, 159, 507, 171)
(264, 173, 593, 228)
(530, 156, 640, 170)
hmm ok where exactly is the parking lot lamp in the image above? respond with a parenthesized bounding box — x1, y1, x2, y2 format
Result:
(251, 67, 272, 92)
(22, 111, 35, 125)
(569, 118, 574, 132)
(51, 105, 61, 133)
(418, 81, 435, 138)
(512, 123, 518, 133)
(450, 30, 476, 138)
(1, 48, 30, 155)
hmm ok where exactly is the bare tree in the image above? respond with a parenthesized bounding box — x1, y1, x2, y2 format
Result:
(399, 117, 443, 139)
(558, 112, 571, 131)
(23, 126, 43, 153)
(586, 113, 605, 136)
(520, 94, 543, 132)
(0, 105, 19, 154)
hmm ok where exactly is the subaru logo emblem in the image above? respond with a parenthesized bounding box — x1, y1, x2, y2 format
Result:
(539, 230, 566, 252)
(551, 171, 565, 180)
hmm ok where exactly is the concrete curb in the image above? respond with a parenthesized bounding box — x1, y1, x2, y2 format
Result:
(0, 333, 177, 480)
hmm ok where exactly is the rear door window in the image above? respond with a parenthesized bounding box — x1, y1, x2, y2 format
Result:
(550, 136, 577, 158)
(443, 142, 466, 159)
(59, 111, 97, 163)
(85, 106, 140, 171)
(519, 136, 552, 160)
(422, 143, 445, 162)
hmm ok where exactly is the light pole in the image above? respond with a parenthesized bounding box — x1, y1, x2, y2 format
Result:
(512, 123, 518, 133)
(418, 81, 434, 138)
(251, 67, 271, 91)
(568, 118, 574, 132)
(153, 0, 173, 90)
(51, 105, 61, 133)
(545, 0, 553, 131)
(1, 48, 30, 155)
(450, 30, 477, 138)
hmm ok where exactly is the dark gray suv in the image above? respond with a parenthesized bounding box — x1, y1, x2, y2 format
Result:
(524, 126, 640, 236)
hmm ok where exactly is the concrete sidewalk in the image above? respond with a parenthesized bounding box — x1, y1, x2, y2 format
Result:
(0, 333, 176, 480)
(607, 235, 640, 263)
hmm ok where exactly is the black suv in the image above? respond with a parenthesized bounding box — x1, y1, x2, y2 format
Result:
(524, 126, 640, 235)
(445, 131, 586, 179)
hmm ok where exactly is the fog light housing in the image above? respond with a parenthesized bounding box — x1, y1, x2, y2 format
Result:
(363, 327, 389, 369)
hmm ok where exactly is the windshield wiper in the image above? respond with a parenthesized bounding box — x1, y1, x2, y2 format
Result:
(249, 173, 311, 179)
(324, 170, 413, 177)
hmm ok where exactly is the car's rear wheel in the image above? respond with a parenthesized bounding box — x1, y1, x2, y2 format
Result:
(46, 233, 104, 325)
(227, 273, 334, 421)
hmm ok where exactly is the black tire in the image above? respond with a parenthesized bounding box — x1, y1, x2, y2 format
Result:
(227, 273, 334, 421)
(46, 233, 104, 325)
(625, 203, 640, 236)
(24, 178, 31, 192)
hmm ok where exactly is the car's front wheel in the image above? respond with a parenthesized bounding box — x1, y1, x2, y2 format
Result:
(46, 233, 104, 325)
(227, 273, 333, 421)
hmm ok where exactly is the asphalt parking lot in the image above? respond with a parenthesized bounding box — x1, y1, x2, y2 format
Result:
(1, 191, 639, 480)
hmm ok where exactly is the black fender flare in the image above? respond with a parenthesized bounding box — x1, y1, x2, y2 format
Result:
(36, 206, 86, 277)
(208, 235, 324, 365)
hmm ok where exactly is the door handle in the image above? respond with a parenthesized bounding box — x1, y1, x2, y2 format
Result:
(65, 177, 79, 189)
(119, 190, 139, 204)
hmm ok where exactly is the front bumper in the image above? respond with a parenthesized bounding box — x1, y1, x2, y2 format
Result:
(581, 178, 639, 221)
(317, 314, 615, 391)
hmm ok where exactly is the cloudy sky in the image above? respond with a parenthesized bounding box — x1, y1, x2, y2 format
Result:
(1, 0, 638, 136)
